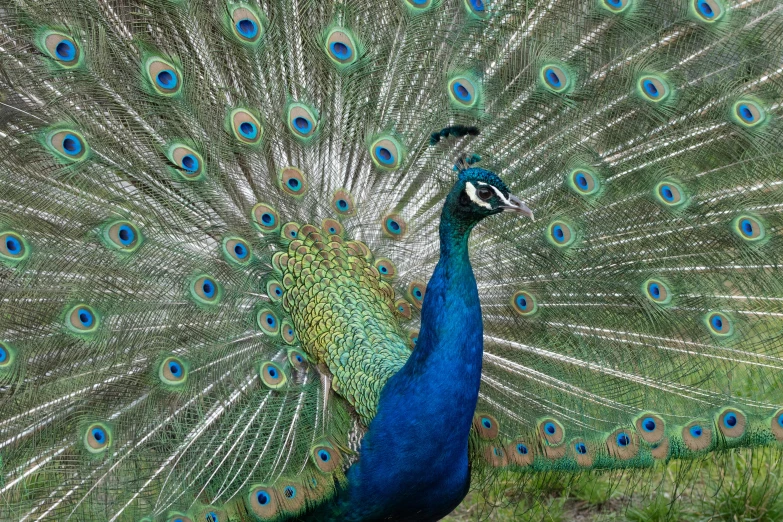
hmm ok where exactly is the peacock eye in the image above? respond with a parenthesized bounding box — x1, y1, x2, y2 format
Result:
(477, 187, 492, 201)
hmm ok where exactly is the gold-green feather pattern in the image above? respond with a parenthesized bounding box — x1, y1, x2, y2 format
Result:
(279, 226, 409, 423)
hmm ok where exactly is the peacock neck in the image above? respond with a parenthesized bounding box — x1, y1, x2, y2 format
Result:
(395, 213, 484, 440)
(405, 215, 479, 368)
(334, 209, 485, 521)
(437, 214, 474, 260)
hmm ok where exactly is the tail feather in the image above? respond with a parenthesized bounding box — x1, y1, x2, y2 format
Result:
(1, 0, 783, 520)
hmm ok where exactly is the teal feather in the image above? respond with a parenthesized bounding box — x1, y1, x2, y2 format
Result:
(1, 0, 783, 520)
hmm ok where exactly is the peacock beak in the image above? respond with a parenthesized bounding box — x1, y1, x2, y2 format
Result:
(501, 195, 534, 221)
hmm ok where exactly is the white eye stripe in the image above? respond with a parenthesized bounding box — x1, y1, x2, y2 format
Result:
(489, 185, 513, 206)
(465, 182, 492, 209)
(477, 181, 512, 205)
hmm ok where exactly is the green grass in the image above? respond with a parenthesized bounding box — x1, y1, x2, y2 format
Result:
(444, 449, 783, 521)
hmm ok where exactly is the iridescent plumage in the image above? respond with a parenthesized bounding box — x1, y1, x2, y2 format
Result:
(1, 0, 783, 521)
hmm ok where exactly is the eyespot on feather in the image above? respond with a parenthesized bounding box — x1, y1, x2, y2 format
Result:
(252, 203, 280, 233)
(538, 418, 565, 446)
(374, 258, 397, 280)
(145, 57, 182, 96)
(546, 220, 575, 248)
(266, 280, 284, 302)
(102, 221, 142, 253)
(46, 129, 88, 161)
(222, 237, 252, 265)
(483, 445, 508, 467)
(606, 429, 638, 460)
(66, 304, 100, 335)
(474, 413, 500, 439)
(288, 349, 308, 371)
(247, 485, 278, 519)
(506, 439, 535, 466)
(731, 99, 766, 128)
(168, 144, 204, 181)
(281, 320, 296, 344)
(195, 507, 225, 522)
(83, 422, 112, 454)
(0, 342, 16, 370)
(408, 330, 419, 349)
(567, 168, 601, 196)
(407, 281, 426, 309)
(771, 408, 783, 442)
(717, 408, 746, 439)
(448, 75, 480, 108)
(635, 413, 666, 443)
(642, 278, 672, 306)
(229, 108, 263, 145)
(311, 442, 342, 473)
(321, 219, 343, 237)
(230, 5, 264, 45)
(682, 421, 712, 451)
(287, 103, 319, 140)
(705, 311, 733, 337)
(40, 31, 81, 67)
(257, 308, 279, 336)
(279, 222, 299, 242)
(370, 136, 404, 170)
(0, 231, 30, 264)
(654, 180, 688, 208)
(277, 167, 307, 198)
(571, 439, 594, 467)
(463, 0, 489, 18)
(637, 75, 671, 103)
(304, 473, 332, 503)
(332, 189, 356, 216)
(395, 299, 412, 319)
(601, 0, 631, 13)
(278, 481, 306, 513)
(382, 214, 407, 239)
(325, 28, 358, 67)
(512, 290, 538, 316)
(540, 63, 573, 94)
(259, 361, 287, 389)
(692, 0, 724, 22)
(159, 356, 188, 386)
(733, 214, 765, 242)
(404, 0, 434, 11)
(190, 275, 221, 305)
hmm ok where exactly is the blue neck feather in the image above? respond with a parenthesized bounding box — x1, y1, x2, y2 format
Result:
(330, 189, 485, 521)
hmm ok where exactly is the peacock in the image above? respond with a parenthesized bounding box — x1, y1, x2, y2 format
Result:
(1, 0, 782, 520)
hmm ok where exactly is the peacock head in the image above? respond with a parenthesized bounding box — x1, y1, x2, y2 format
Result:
(445, 167, 534, 229)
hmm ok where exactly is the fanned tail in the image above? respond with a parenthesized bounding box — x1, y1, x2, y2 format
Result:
(462, 0, 783, 479)
(0, 0, 782, 520)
